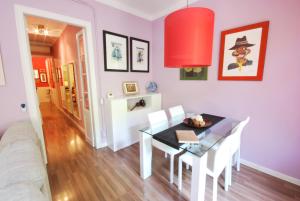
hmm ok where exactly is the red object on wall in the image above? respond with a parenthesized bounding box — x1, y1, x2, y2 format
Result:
(164, 7, 215, 68)
(32, 57, 49, 87)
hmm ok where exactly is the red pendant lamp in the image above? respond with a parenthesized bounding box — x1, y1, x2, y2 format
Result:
(164, 7, 214, 68)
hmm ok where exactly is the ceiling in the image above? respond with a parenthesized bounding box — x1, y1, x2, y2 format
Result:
(26, 15, 67, 46)
(28, 34, 59, 46)
(95, 0, 199, 21)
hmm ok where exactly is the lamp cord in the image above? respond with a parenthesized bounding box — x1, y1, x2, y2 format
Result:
(186, 0, 189, 8)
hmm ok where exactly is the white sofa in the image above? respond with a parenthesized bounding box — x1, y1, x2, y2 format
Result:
(0, 121, 51, 201)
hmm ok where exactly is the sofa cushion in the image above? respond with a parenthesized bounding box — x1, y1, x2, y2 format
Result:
(0, 121, 39, 151)
(0, 183, 47, 201)
(0, 140, 47, 188)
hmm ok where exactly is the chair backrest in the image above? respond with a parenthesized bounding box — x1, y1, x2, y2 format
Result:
(148, 110, 168, 134)
(229, 117, 250, 154)
(209, 117, 250, 176)
(168, 105, 185, 124)
(210, 134, 233, 176)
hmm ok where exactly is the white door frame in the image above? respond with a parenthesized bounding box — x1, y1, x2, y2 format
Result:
(76, 30, 94, 145)
(14, 5, 103, 162)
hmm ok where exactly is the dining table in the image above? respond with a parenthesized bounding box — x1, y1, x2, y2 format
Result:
(139, 113, 239, 201)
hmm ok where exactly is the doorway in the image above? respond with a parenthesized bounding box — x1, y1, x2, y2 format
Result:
(27, 14, 93, 147)
(15, 5, 103, 162)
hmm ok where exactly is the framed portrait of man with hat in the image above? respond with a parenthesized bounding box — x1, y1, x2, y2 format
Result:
(218, 21, 269, 80)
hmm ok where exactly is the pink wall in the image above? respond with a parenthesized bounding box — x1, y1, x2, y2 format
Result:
(152, 0, 300, 179)
(93, 2, 153, 97)
(52, 25, 82, 67)
(52, 24, 84, 128)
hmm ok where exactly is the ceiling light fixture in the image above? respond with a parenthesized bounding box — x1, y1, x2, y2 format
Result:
(164, 0, 215, 68)
(33, 24, 49, 35)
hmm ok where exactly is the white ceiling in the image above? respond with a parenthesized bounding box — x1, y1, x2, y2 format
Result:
(95, 0, 199, 21)
(26, 15, 67, 38)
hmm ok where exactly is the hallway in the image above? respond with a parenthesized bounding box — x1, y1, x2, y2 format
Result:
(41, 102, 186, 201)
(41, 103, 300, 201)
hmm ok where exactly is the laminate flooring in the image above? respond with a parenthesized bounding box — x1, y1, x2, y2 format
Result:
(40, 103, 300, 201)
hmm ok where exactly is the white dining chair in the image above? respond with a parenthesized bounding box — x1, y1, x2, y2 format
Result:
(168, 105, 190, 170)
(178, 134, 233, 201)
(227, 117, 250, 185)
(148, 110, 183, 183)
(178, 117, 250, 199)
(168, 105, 185, 125)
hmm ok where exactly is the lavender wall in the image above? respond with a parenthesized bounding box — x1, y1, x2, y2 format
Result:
(152, 0, 300, 179)
(0, 0, 153, 136)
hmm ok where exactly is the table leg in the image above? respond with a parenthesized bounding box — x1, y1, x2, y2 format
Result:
(191, 152, 208, 201)
(139, 132, 152, 179)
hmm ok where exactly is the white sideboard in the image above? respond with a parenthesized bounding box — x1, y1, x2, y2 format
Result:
(106, 93, 161, 152)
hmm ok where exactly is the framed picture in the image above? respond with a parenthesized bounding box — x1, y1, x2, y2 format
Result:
(40, 73, 47, 83)
(0, 50, 5, 86)
(180, 67, 208, 80)
(56, 68, 61, 78)
(34, 69, 39, 79)
(103, 30, 129, 72)
(218, 21, 269, 81)
(130, 37, 149, 72)
(55, 68, 61, 82)
(123, 81, 139, 95)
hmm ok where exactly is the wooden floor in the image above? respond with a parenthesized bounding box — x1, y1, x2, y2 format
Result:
(41, 103, 300, 201)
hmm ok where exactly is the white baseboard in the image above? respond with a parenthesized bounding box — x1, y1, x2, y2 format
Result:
(240, 159, 300, 186)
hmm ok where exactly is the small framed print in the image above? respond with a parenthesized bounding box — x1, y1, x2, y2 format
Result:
(103, 30, 129, 72)
(34, 69, 39, 79)
(218, 21, 269, 81)
(180, 67, 208, 80)
(0, 50, 5, 86)
(130, 37, 149, 72)
(40, 73, 47, 83)
(123, 81, 139, 95)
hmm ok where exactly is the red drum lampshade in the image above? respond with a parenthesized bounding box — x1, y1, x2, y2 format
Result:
(164, 7, 214, 68)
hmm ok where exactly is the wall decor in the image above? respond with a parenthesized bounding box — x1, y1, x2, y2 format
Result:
(130, 37, 149, 72)
(146, 81, 158, 93)
(0, 50, 5, 86)
(130, 99, 146, 111)
(34, 69, 39, 79)
(56, 68, 61, 78)
(40, 73, 47, 83)
(103, 30, 129, 72)
(218, 21, 269, 81)
(123, 81, 139, 95)
(180, 68, 208, 80)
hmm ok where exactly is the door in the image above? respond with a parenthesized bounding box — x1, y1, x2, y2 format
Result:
(76, 30, 94, 146)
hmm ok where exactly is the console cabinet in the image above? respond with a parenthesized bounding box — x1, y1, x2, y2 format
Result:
(107, 93, 161, 152)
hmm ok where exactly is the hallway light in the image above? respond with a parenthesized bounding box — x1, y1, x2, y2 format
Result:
(44, 29, 49, 35)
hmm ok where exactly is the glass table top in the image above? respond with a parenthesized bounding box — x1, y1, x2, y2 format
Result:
(139, 114, 239, 158)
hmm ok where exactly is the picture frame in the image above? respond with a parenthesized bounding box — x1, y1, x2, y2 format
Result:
(56, 68, 61, 78)
(130, 37, 149, 72)
(180, 67, 208, 80)
(0, 50, 5, 86)
(34, 69, 39, 79)
(103, 30, 129, 72)
(55, 68, 61, 82)
(123, 81, 139, 95)
(40, 73, 47, 83)
(218, 21, 269, 81)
